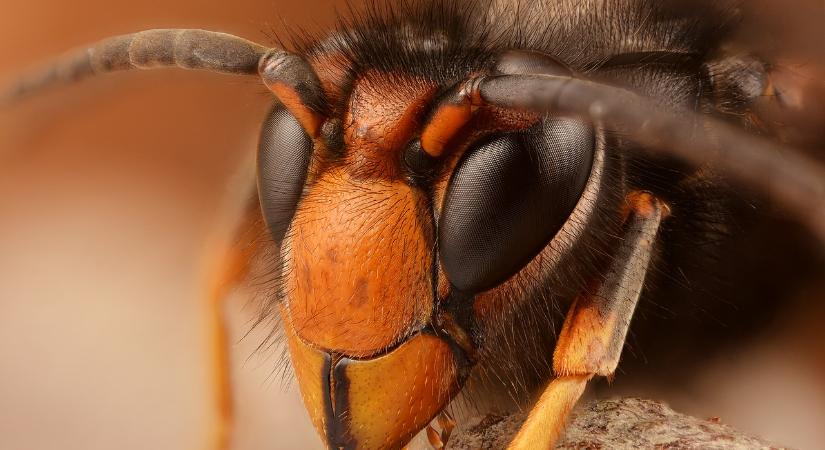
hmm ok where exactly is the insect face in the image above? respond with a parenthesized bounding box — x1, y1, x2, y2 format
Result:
(254, 37, 608, 446)
(259, 64, 466, 448)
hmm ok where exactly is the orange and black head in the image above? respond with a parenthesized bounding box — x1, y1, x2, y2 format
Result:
(253, 5, 625, 449)
(249, 1, 776, 448)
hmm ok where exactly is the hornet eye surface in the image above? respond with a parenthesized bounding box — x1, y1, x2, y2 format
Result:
(256, 103, 314, 244)
(439, 117, 595, 293)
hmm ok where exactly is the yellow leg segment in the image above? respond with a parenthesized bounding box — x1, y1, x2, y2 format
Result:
(508, 374, 591, 450)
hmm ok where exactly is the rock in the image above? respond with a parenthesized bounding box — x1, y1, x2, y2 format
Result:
(447, 398, 787, 449)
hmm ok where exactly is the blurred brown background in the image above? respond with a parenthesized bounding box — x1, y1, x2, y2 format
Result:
(0, 1, 351, 449)
(0, 1, 823, 450)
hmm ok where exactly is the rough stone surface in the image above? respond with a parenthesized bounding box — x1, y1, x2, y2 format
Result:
(447, 398, 788, 449)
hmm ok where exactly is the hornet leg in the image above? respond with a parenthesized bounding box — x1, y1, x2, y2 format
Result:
(508, 191, 668, 450)
(202, 187, 261, 450)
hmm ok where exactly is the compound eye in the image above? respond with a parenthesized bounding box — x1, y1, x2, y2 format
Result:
(438, 118, 595, 293)
(257, 103, 314, 244)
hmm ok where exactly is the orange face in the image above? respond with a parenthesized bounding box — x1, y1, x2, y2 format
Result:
(285, 71, 438, 357)
(274, 69, 468, 449)
(261, 47, 604, 449)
